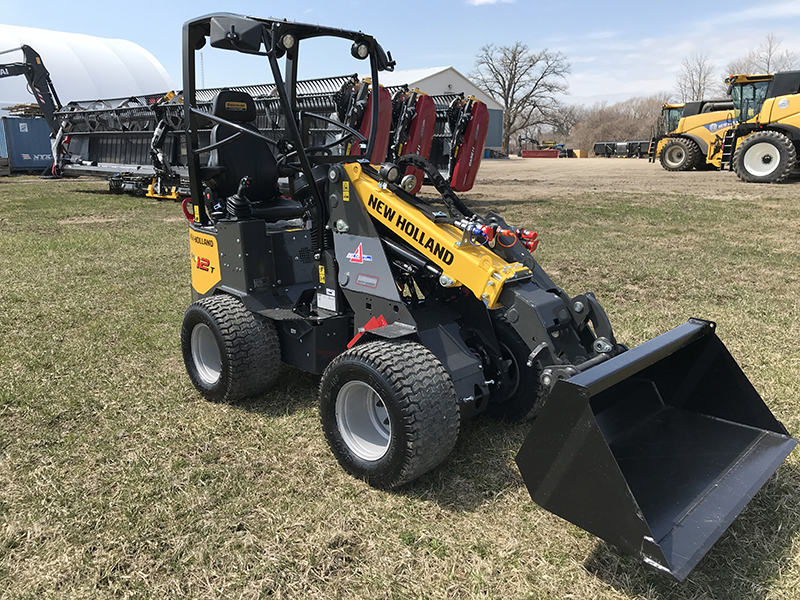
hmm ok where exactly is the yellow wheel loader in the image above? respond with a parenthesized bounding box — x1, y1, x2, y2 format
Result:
(649, 99, 734, 170)
(721, 71, 800, 183)
(177, 13, 796, 582)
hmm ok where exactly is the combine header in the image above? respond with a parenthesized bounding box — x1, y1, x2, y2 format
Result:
(175, 13, 795, 582)
(51, 76, 488, 198)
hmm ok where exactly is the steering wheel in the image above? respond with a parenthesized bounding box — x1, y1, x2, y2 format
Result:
(193, 111, 283, 153)
(301, 111, 368, 148)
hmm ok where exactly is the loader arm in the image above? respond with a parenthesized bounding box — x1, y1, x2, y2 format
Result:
(343, 160, 617, 372)
(346, 161, 529, 308)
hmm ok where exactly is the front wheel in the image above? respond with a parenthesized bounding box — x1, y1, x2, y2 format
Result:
(660, 138, 701, 171)
(484, 311, 546, 423)
(181, 294, 281, 402)
(319, 340, 460, 489)
(733, 130, 797, 183)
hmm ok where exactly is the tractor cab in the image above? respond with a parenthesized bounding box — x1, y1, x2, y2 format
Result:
(660, 103, 684, 135)
(726, 73, 773, 122)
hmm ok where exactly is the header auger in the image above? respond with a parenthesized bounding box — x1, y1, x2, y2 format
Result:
(177, 13, 795, 582)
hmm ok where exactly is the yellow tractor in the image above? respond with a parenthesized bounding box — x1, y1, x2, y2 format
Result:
(177, 13, 795, 582)
(650, 99, 734, 171)
(721, 71, 800, 183)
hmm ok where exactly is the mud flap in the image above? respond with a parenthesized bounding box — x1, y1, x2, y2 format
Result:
(516, 319, 796, 580)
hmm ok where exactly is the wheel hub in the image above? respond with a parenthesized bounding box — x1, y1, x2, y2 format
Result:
(191, 323, 222, 386)
(336, 381, 391, 461)
(743, 142, 780, 176)
(664, 145, 685, 167)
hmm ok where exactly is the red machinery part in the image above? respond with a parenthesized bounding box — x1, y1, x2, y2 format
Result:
(521, 149, 559, 158)
(400, 93, 436, 194)
(450, 100, 489, 192)
(350, 86, 392, 163)
(181, 197, 194, 222)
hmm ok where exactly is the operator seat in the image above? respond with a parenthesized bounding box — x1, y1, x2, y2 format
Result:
(209, 90, 304, 220)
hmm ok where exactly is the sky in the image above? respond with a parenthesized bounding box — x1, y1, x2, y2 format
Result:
(2, 0, 800, 106)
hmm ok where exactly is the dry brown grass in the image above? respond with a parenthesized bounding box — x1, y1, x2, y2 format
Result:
(1, 162, 798, 599)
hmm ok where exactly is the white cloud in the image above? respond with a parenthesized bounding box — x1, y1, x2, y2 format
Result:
(584, 30, 619, 41)
(465, 0, 513, 5)
(719, 0, 800, 24)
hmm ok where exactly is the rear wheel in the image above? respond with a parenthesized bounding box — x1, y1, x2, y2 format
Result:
(660, 138, 701, 171)
(319, 340, 459, 489)
(733, 130, 797, 183)
(181, 294, 281, 402)
(485, 312, 546, 423)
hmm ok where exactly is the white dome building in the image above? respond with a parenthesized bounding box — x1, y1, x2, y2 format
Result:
(0, 24, 173, 108)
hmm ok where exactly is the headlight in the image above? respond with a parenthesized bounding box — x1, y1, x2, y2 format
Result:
(351, 41, 370, 60)
(380, 163, 400, 183)
(280, 33, 296, 50)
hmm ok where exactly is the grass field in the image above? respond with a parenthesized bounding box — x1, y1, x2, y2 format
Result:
(1, 166, 799, 599)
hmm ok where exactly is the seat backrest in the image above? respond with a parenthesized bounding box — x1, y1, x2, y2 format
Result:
(209, 90, 279, 200)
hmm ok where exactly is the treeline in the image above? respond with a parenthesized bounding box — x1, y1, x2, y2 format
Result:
(568, 95, 668, 154)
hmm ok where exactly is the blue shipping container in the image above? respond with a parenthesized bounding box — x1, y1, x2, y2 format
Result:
(1, 117, 53, 171)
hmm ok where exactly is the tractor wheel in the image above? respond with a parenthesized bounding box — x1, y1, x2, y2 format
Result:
(181, 294, 281, 402)
(485, 311, 546, 423)
(733, 130, 797, 183)
(660, 138, 701, 171)
(319, 340, 460, 489)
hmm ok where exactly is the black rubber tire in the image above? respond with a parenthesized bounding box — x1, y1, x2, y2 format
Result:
(660, 138, 702, 171)
(733, 130, 797, 183)
(319, 340, 460, 489)
(484, 312, 546, 423)
(181, 294, 281, 402)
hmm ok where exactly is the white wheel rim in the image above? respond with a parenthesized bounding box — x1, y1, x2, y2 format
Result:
(664, 145, 684, 167)
(336, 380, 391, 461)
(191, 323, 222, 386)
(744, 142, 780, 176)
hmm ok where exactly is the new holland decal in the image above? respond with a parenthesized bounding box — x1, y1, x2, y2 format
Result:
(367, 195, 454, 265)
(189, 230, 221, 294)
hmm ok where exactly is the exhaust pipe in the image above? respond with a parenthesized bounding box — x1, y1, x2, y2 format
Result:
(516, 319, 796, 580)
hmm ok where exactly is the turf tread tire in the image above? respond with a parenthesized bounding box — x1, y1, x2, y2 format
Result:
(181, 294, 281, 403)
(319, 340, 460, 489)
(660, 138, 702, 171)
(733, 130, 797, 183)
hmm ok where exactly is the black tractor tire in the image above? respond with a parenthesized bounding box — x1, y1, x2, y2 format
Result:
(181, 294, 281, 403)
(733, 130, 797, 183)
(659, 138, 702, 171)
(484, 311, 546, 423)
(319, 340, 460, 489)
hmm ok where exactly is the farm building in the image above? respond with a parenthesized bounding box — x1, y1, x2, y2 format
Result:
(378, 66, 504, 151)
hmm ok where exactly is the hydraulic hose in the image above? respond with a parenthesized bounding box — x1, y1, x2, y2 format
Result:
(395, 154, 474, 219)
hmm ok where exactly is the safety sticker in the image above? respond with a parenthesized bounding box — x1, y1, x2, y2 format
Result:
(356, 273, 379, 288)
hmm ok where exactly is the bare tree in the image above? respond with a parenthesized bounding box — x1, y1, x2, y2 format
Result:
(675, 52, 716, 102)
(547, 102, 580, 140)
(726, 34, 800, 74)
(470, 42, 570, 151)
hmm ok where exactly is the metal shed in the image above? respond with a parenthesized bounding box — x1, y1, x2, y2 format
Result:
(376, 67, 504, 151)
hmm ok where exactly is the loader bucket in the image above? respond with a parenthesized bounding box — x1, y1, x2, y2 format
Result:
(516, 319, 796, 581)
